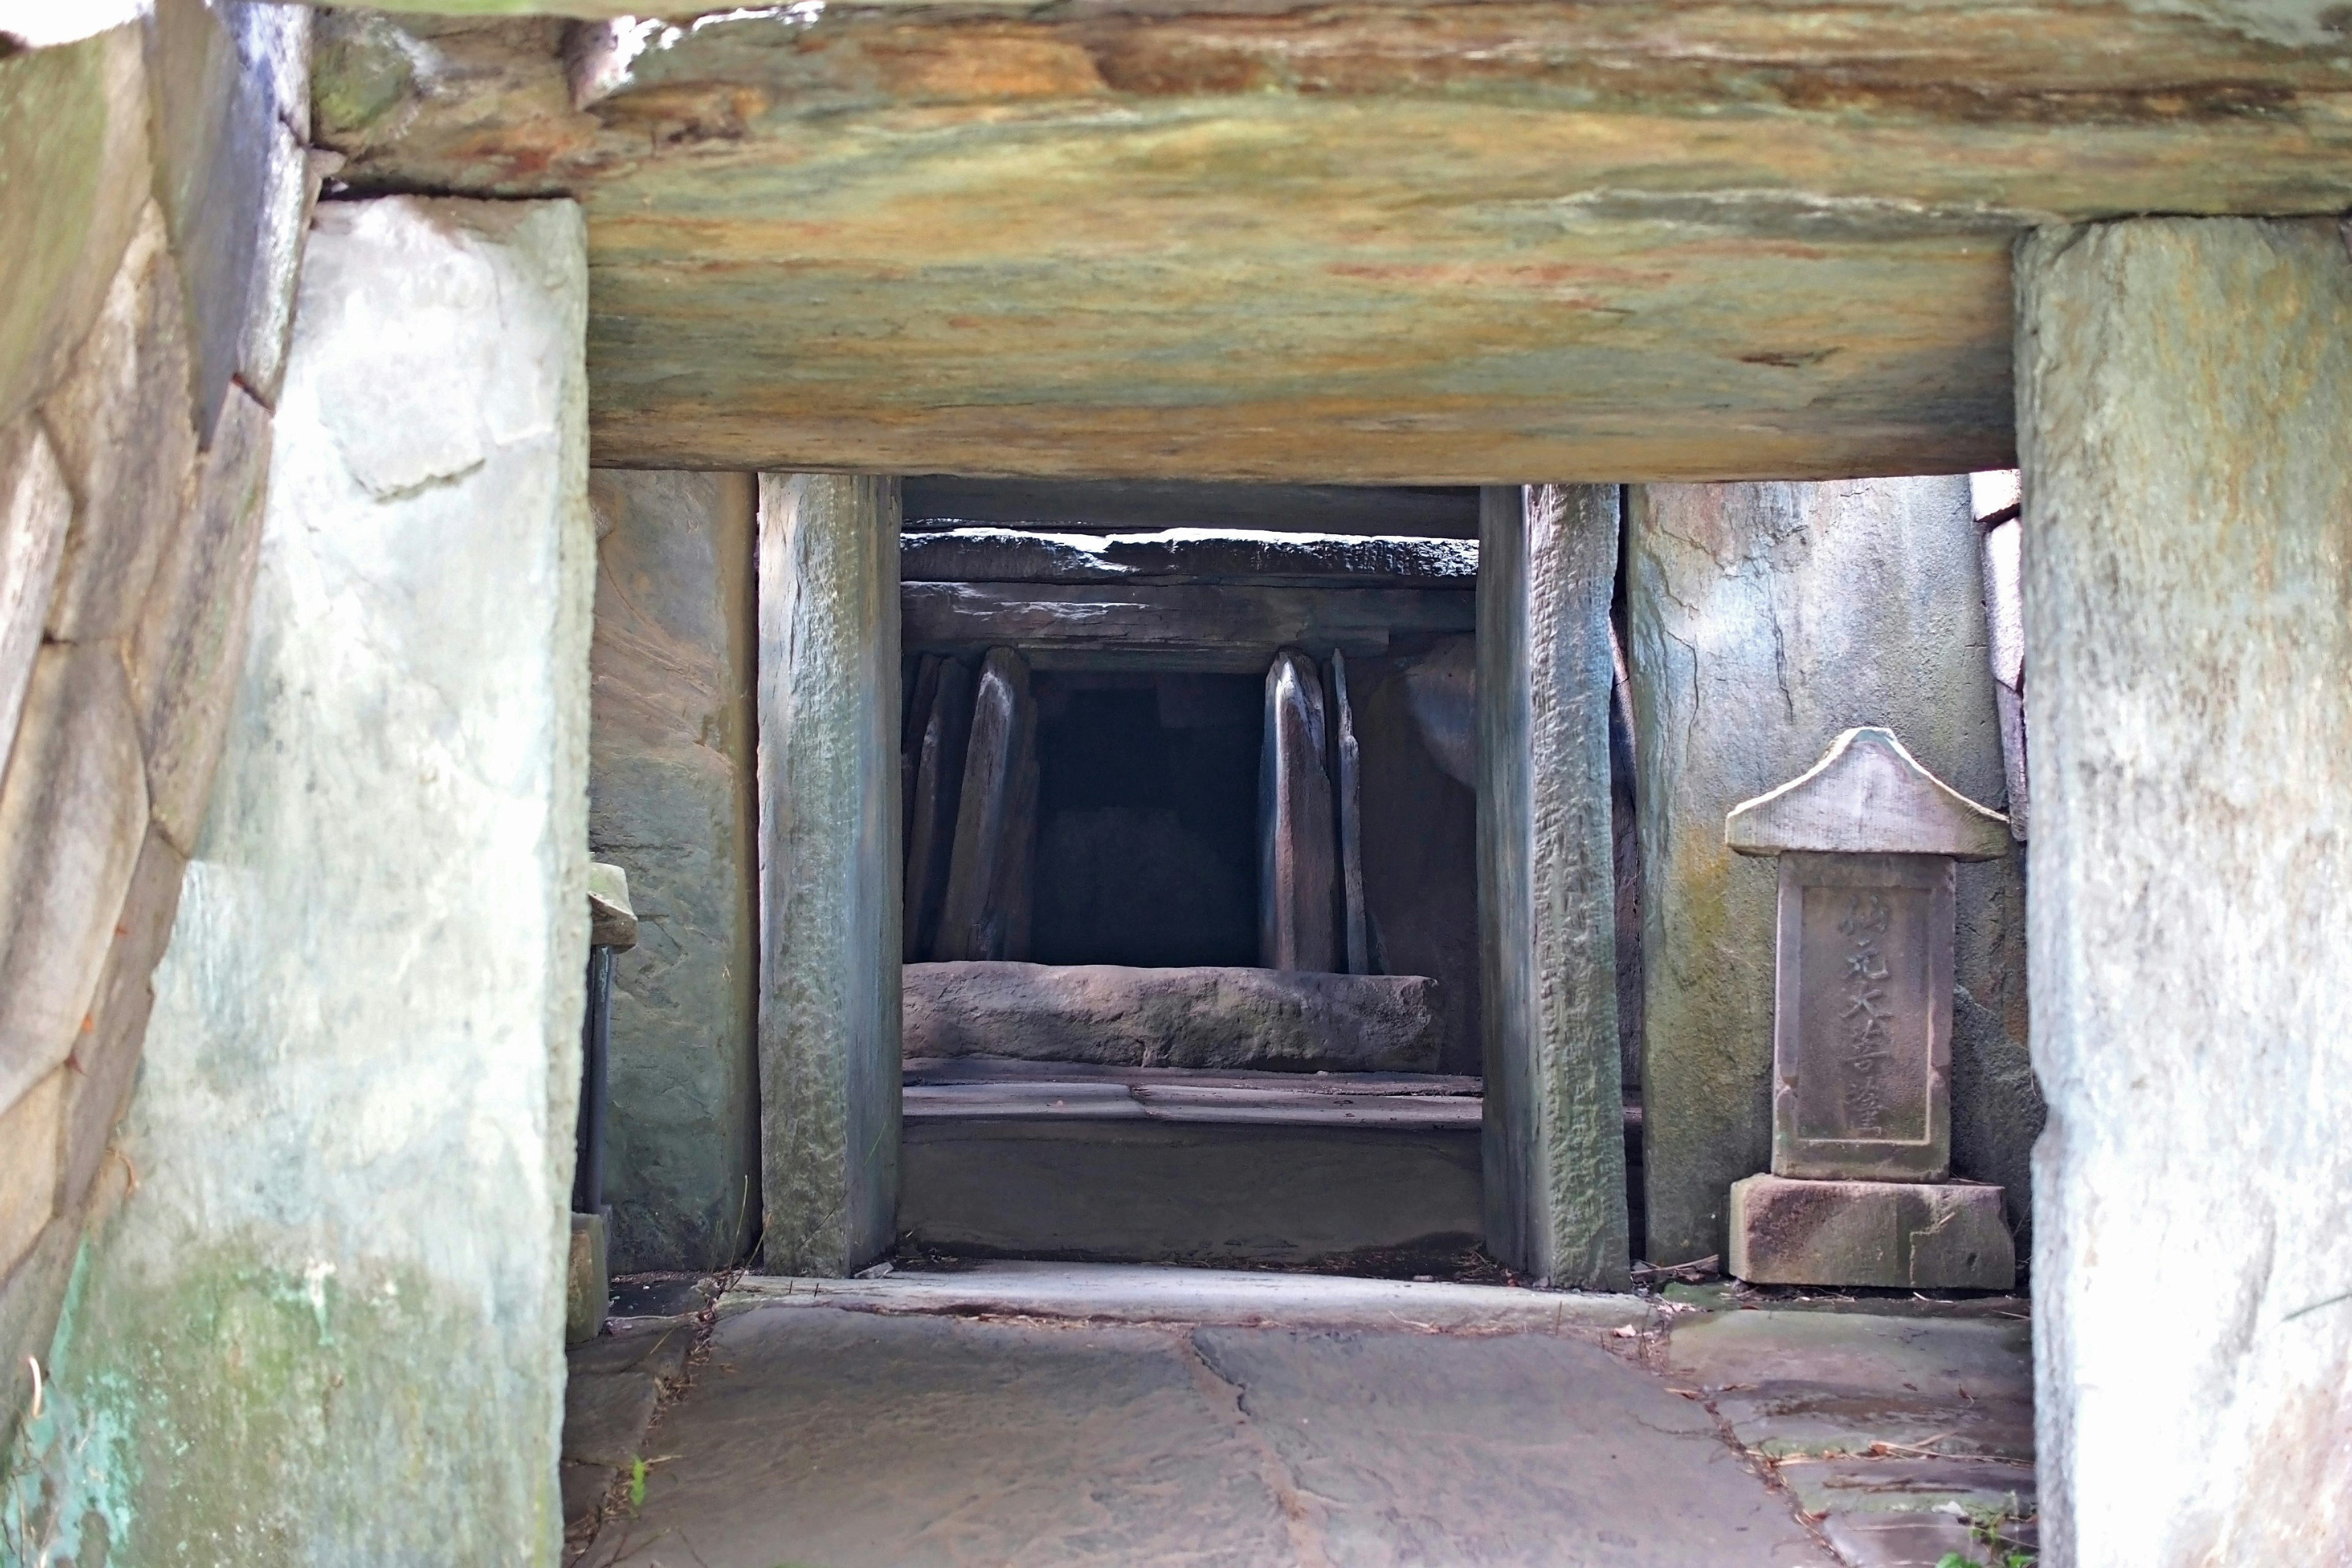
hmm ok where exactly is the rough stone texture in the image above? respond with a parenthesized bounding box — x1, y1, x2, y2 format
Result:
(902, 653, 974, 962)
(1477, 485, 1629, 1288)
(0, 1067, 64, 1275)
(902, 526, 1480, 587)
(1627, 478, 2038, 1267)
(587, 469, 760, 1273)
(936, 645, 1037, 963)
(1728, 1174, 2015, 1290)
(582, 1300, 1839, 1567)
(755, 473, 902, 1278)
(142, 0, 314, 433)
(318, 10, 2352, 480)
(905, 960, 1442, 1074)
(1766, 853, 1957, 1183)
(0, 644, 150, 1118)
(1354, 641, 1482, 1075)
(1258, 649, 1337, 971)
(905, 581, 1476, 670)
(39, 200, 198, 646)
(2018, 216, 2352, 1567)
(58, 826, 187, 1216)
(903, 479, 1483, 537)
(1726, 727, 2013, 859)
(0, 24, 149, 433)
(21, 195, 591, 1564)
(904, 1117, 1480, 1266)
(0, 420, 72, 761)
(567, 1211, 608, 1346)
(129, 383, 272, 852)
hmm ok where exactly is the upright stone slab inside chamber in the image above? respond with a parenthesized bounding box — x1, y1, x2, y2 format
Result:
(1724, 728, 2017, 1289)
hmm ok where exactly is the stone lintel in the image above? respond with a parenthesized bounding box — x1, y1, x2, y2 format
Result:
(1726, 727, 2010, 861)
(1728, 1173, 2014, 1291)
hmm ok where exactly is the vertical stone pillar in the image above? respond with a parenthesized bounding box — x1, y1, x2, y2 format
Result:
(2017, 217, 2352, 1567)
(30, 197, 592, 1559)
(1626, 478, 2034, 1268)
(1259, 648, 1338, 972)
(587, 470, 761, 1272)
(1476, 484, 1629, 1288)
(756, 473, 901, 1276)
(936, 646, 1036, 964)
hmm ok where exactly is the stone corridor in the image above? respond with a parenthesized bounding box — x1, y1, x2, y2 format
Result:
(562, 1265, 2033, 1568)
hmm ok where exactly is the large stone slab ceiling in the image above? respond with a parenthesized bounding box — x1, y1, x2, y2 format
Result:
(313, 7, 2352, 480)
(756, 473, 903, 1276)
(1626, 478, 2036, 1269)
(2016, 216, 2352, 1568)
(1476, 484, 1628, 1288)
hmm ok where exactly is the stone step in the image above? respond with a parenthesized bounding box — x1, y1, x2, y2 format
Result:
(901, 1058, 1483, 1267)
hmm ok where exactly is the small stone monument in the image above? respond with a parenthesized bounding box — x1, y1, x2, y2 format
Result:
(1722, 728, 2018, 1290)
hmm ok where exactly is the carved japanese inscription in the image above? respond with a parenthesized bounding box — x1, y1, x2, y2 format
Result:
(1773, 852, 1953, 1182)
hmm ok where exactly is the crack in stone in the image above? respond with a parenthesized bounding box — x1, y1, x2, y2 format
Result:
(1175, 1331, 1335, 1568)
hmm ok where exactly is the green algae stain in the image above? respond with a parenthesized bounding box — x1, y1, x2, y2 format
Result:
(6, 1237, 561, 1567)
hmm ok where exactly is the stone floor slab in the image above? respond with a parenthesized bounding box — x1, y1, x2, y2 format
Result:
(585, 1302, 1841, 1567)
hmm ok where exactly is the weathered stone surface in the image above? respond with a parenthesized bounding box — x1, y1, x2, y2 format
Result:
(1769, 853, 1956, 1183)
(0, 25, 149, 432)
(586, 860, 636, 949)
(0, 417, 72, 758)
(579, 1300, 1838, 1567)
(1627, 478, 2036, 1267)
(1352, 639, 1482, 1074)
(1330, 650, 1368, 974)
(0, 1066, 64, 1276)
(319, 10, 2352, 481)
(567, 1211, 608, 1346)
(129, 383, 271, 853)
(901, 1118, 1481, 1267)
(1728, 1174, 2015, 1291)
(903, 478, 1482, 538)
(1727, 728, 2013, 860)
(0, 643, 149, 1117)
(589, 470, 759, 1274)
(2018, 217, 2352, 1568)
(756, 473, 901, 1277)
(27, 195, 592, 1563)
(905, 961, 1442, 1074)
(40, 200, 199, 644)
(902, 654, 974, 962)
(937, 646, 1037, 963)
(902, 527, 1480, 587)
(1258, 649, 1336, 972)
(59, 826, 187, 1216)
(903, 581, 1476, 670)
(142, 0, 314, 434)
(1477, 484, 1628, 1288)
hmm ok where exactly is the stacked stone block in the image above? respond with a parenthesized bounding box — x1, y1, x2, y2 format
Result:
(0, 2, 314, 1443)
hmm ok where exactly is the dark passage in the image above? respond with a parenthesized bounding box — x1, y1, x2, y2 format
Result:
(1028, 673, 1261, 967)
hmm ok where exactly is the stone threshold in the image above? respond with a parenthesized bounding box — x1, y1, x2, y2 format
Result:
(723, 1259, 1650, 1334)
(903, 1055, 1483, 1128)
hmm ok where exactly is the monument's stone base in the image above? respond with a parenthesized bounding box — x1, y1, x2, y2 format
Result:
(1729, 1174, 2015, 1289)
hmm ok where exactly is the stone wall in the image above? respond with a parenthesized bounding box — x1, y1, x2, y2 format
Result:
(589, 470, 761, 1273)
(9, 195, 592, 1563)
(0, 1, 312, 1455)
(2018, 217, 2352, 1568)
(1626, 479, 2039, 1268)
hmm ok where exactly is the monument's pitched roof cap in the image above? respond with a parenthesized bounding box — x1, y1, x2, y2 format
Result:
(1725, 727, 2011, 861)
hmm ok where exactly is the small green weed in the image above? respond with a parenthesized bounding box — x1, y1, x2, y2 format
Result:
(1935, 1493, 2035, 1567)
(628, 1457, 648, 1513)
